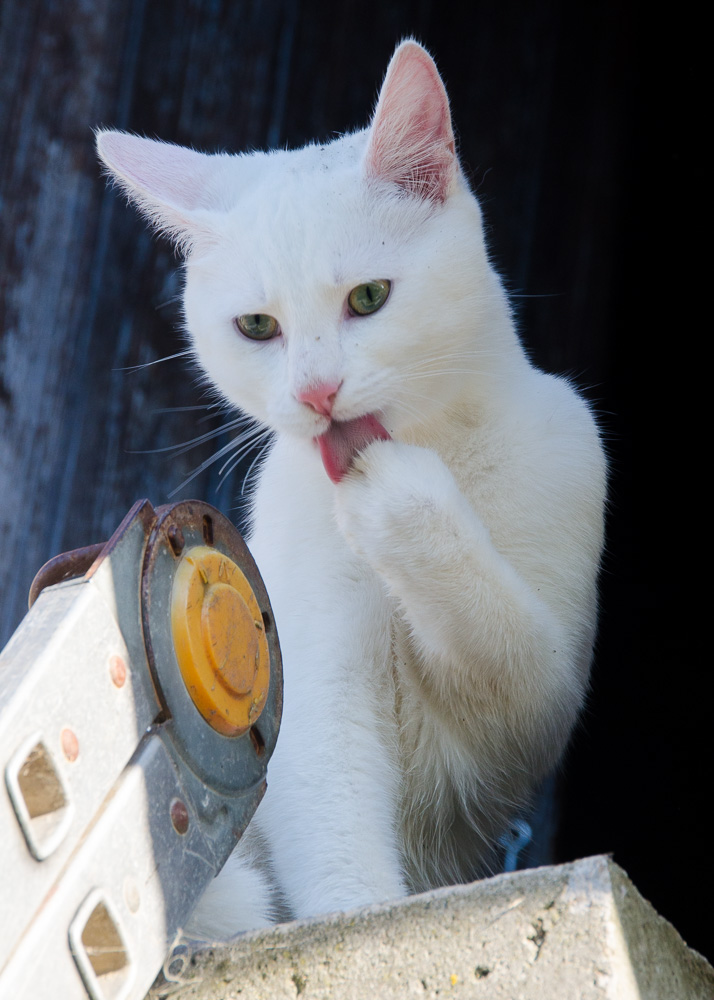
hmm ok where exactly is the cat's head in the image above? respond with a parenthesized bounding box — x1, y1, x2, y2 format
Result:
(97, 41, 509, 456)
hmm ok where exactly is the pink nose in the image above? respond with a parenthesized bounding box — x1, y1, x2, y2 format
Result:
(296, 381, 341, 417)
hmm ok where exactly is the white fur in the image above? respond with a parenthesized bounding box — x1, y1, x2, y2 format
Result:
(97, 41, 606, 935)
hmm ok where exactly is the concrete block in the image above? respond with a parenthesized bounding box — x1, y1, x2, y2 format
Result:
(150, 855, 713, 1000)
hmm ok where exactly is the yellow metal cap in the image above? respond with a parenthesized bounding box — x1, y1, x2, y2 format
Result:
(171, 545, 270, 736)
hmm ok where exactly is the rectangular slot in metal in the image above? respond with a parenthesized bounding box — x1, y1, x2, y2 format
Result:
(69, 891, 134, 1000)
(5, 732, 73, 860)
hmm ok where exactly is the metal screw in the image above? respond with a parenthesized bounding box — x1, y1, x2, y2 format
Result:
(109, 654, 127, 688)
(170, 798, 189, 835)
(123, 876, 140, 914)
(61, 728, 79, 762)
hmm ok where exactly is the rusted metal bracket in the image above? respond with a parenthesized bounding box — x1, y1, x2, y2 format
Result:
(0, 499, 282, 1000)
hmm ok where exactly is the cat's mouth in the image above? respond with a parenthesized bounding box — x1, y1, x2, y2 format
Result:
(316, 414, 391, 483)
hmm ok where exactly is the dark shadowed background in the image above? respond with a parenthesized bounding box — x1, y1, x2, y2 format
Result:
(2, 0, 706, 961)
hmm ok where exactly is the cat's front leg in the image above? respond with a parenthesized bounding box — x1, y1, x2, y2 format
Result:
(245, 453, 410, 920)
(334, 439, 583, 774)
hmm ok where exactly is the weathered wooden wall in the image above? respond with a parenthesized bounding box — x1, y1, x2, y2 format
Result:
(2, 0, 704, 960)
(0, 0, 626, 636)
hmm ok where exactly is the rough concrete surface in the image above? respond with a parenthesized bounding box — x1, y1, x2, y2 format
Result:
(149, 856, 714, 1000)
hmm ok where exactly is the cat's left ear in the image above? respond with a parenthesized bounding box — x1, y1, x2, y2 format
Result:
(96, 130, 220, 252)
(364, 40, 457, 203)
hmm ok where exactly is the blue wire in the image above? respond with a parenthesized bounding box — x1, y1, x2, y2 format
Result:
(500, 819, 532, 872)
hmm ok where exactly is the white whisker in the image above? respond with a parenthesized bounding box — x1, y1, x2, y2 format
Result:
(131, 416, 247, 456)
(217, 429, 271, 478)
(114, 349, 192, 373)
(240, 437, 273, 497)
(153, 403, 223, 414)
(405, 368, 488, 380)
(168, 422, 271, 498)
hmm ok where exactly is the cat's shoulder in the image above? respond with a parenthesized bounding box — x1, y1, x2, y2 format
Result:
(450, 367, 605, 513)
(527, 369, 606, 484)
(462, 366, 602, 460)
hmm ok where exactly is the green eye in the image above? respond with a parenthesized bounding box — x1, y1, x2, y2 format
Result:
(234, 313, 280, 340)
(347, 280, 391, 316)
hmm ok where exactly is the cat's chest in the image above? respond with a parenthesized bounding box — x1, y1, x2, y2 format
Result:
(418, 419, 523, 532)
(250, 424, 532, 653)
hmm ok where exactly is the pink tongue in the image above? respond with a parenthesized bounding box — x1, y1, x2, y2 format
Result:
(317, 414, 391, 483)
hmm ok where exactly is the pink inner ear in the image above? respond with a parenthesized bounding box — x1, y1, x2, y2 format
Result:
(365, 42, 456, 203)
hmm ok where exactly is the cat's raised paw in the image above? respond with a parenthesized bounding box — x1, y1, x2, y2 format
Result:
(334, 440, 461, 569)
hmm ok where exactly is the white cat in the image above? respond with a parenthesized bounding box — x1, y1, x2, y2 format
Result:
(97, 40, 606, 937)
